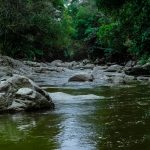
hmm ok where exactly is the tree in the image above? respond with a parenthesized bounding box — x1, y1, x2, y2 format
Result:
(0, 0, 68, 60)
(95, 0, 150, 63)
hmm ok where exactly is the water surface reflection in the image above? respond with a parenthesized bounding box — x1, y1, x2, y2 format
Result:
(0, 84, 150, 150)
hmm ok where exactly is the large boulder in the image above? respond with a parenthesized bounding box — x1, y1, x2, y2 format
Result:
(68, 73, 94, 82)
(0, 75, 54, 113)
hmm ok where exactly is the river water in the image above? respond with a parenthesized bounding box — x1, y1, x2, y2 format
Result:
(0, 84, 150, 150)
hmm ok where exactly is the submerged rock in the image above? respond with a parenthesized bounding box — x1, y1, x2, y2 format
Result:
(49, 92, 101, 103)
(0, 75, 54, 113)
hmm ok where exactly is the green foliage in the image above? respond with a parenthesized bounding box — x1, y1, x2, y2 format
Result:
(97, 22, 118, 46)
(67, 1, 105, 60)
(95, 0, 150, 62)
(138, 54, 150, 65)
(0, 0, 150, 63)
(0, 0, 68, 60)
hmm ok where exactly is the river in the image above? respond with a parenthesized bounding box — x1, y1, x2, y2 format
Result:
(0, 84, 150, 150)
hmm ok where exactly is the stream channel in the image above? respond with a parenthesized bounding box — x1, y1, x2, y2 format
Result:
(0, 84, 150, 150)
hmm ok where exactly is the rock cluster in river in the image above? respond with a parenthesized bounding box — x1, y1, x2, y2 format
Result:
(0, 56, 150, 89)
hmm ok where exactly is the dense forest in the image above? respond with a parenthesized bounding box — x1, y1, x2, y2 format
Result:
(0, 0, 150, 64)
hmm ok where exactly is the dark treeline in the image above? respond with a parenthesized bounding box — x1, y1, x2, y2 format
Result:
(0, 0, 150, 63)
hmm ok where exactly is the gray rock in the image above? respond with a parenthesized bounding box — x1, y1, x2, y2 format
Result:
(23, 61, 41, 67)
(68, 73, 94, 82)
(0, 75, 54, 113)
(0, 56, 33, 78)
(104, 73, 125, 84)
(49, 92, 102, 103)
(105, 65, 123, 73)
(125, 65, 150, 76)
(125, 60, 136, 67)
(50, 60, 63, 67)
(50, 60, 78, 69)
(94, 58, 105, 65)
(74, 64, 95, 70)
(82, 59, 91, 65)
(16, 88, 33, 95)
(83, 64, 95, 69)
(34, 67, 65, 73)
(123, 75, 136, 82)
(142, 63, 150, 70)
(92, 66, 107, 79)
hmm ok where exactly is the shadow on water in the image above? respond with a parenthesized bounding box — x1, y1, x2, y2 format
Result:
(0, 84, 150, 150)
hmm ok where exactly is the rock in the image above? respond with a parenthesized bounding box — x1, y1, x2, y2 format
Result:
(73, 64, 95, 70)
(105, 65, 123, 73)
(0, 56, 33, 78)
(107, 62, 116, 66)
(67, 61, 78, 69)
(0, 67, 12, 78)
(61, 62, 75, 68)
(142, 63, 150, 70)
(16, 88, 33, 95)
(68, 73, 94, 82)
(50, 60, 63, 67)
(106, 74, 125, 84)
(125, 60, 136, 67)
(125, 65, 150, 76)
(0, 75, 54, 113)
(49, 92, 102, 103)
(94, 58, 105, 65)
(123, 75, 136, 82)
(82, 59, 91, 65)
(92, 66, 107, 78)
(34, 67, 65, 73)
(83, 64, 95, 69)
(23, 61, 41, 67)
(50, 60, 78, 69)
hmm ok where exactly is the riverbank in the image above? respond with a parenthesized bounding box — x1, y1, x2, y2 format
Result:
(0, 56, 150, 88)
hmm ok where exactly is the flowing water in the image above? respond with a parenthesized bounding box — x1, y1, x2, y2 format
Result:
(0, 84, 150, 150)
